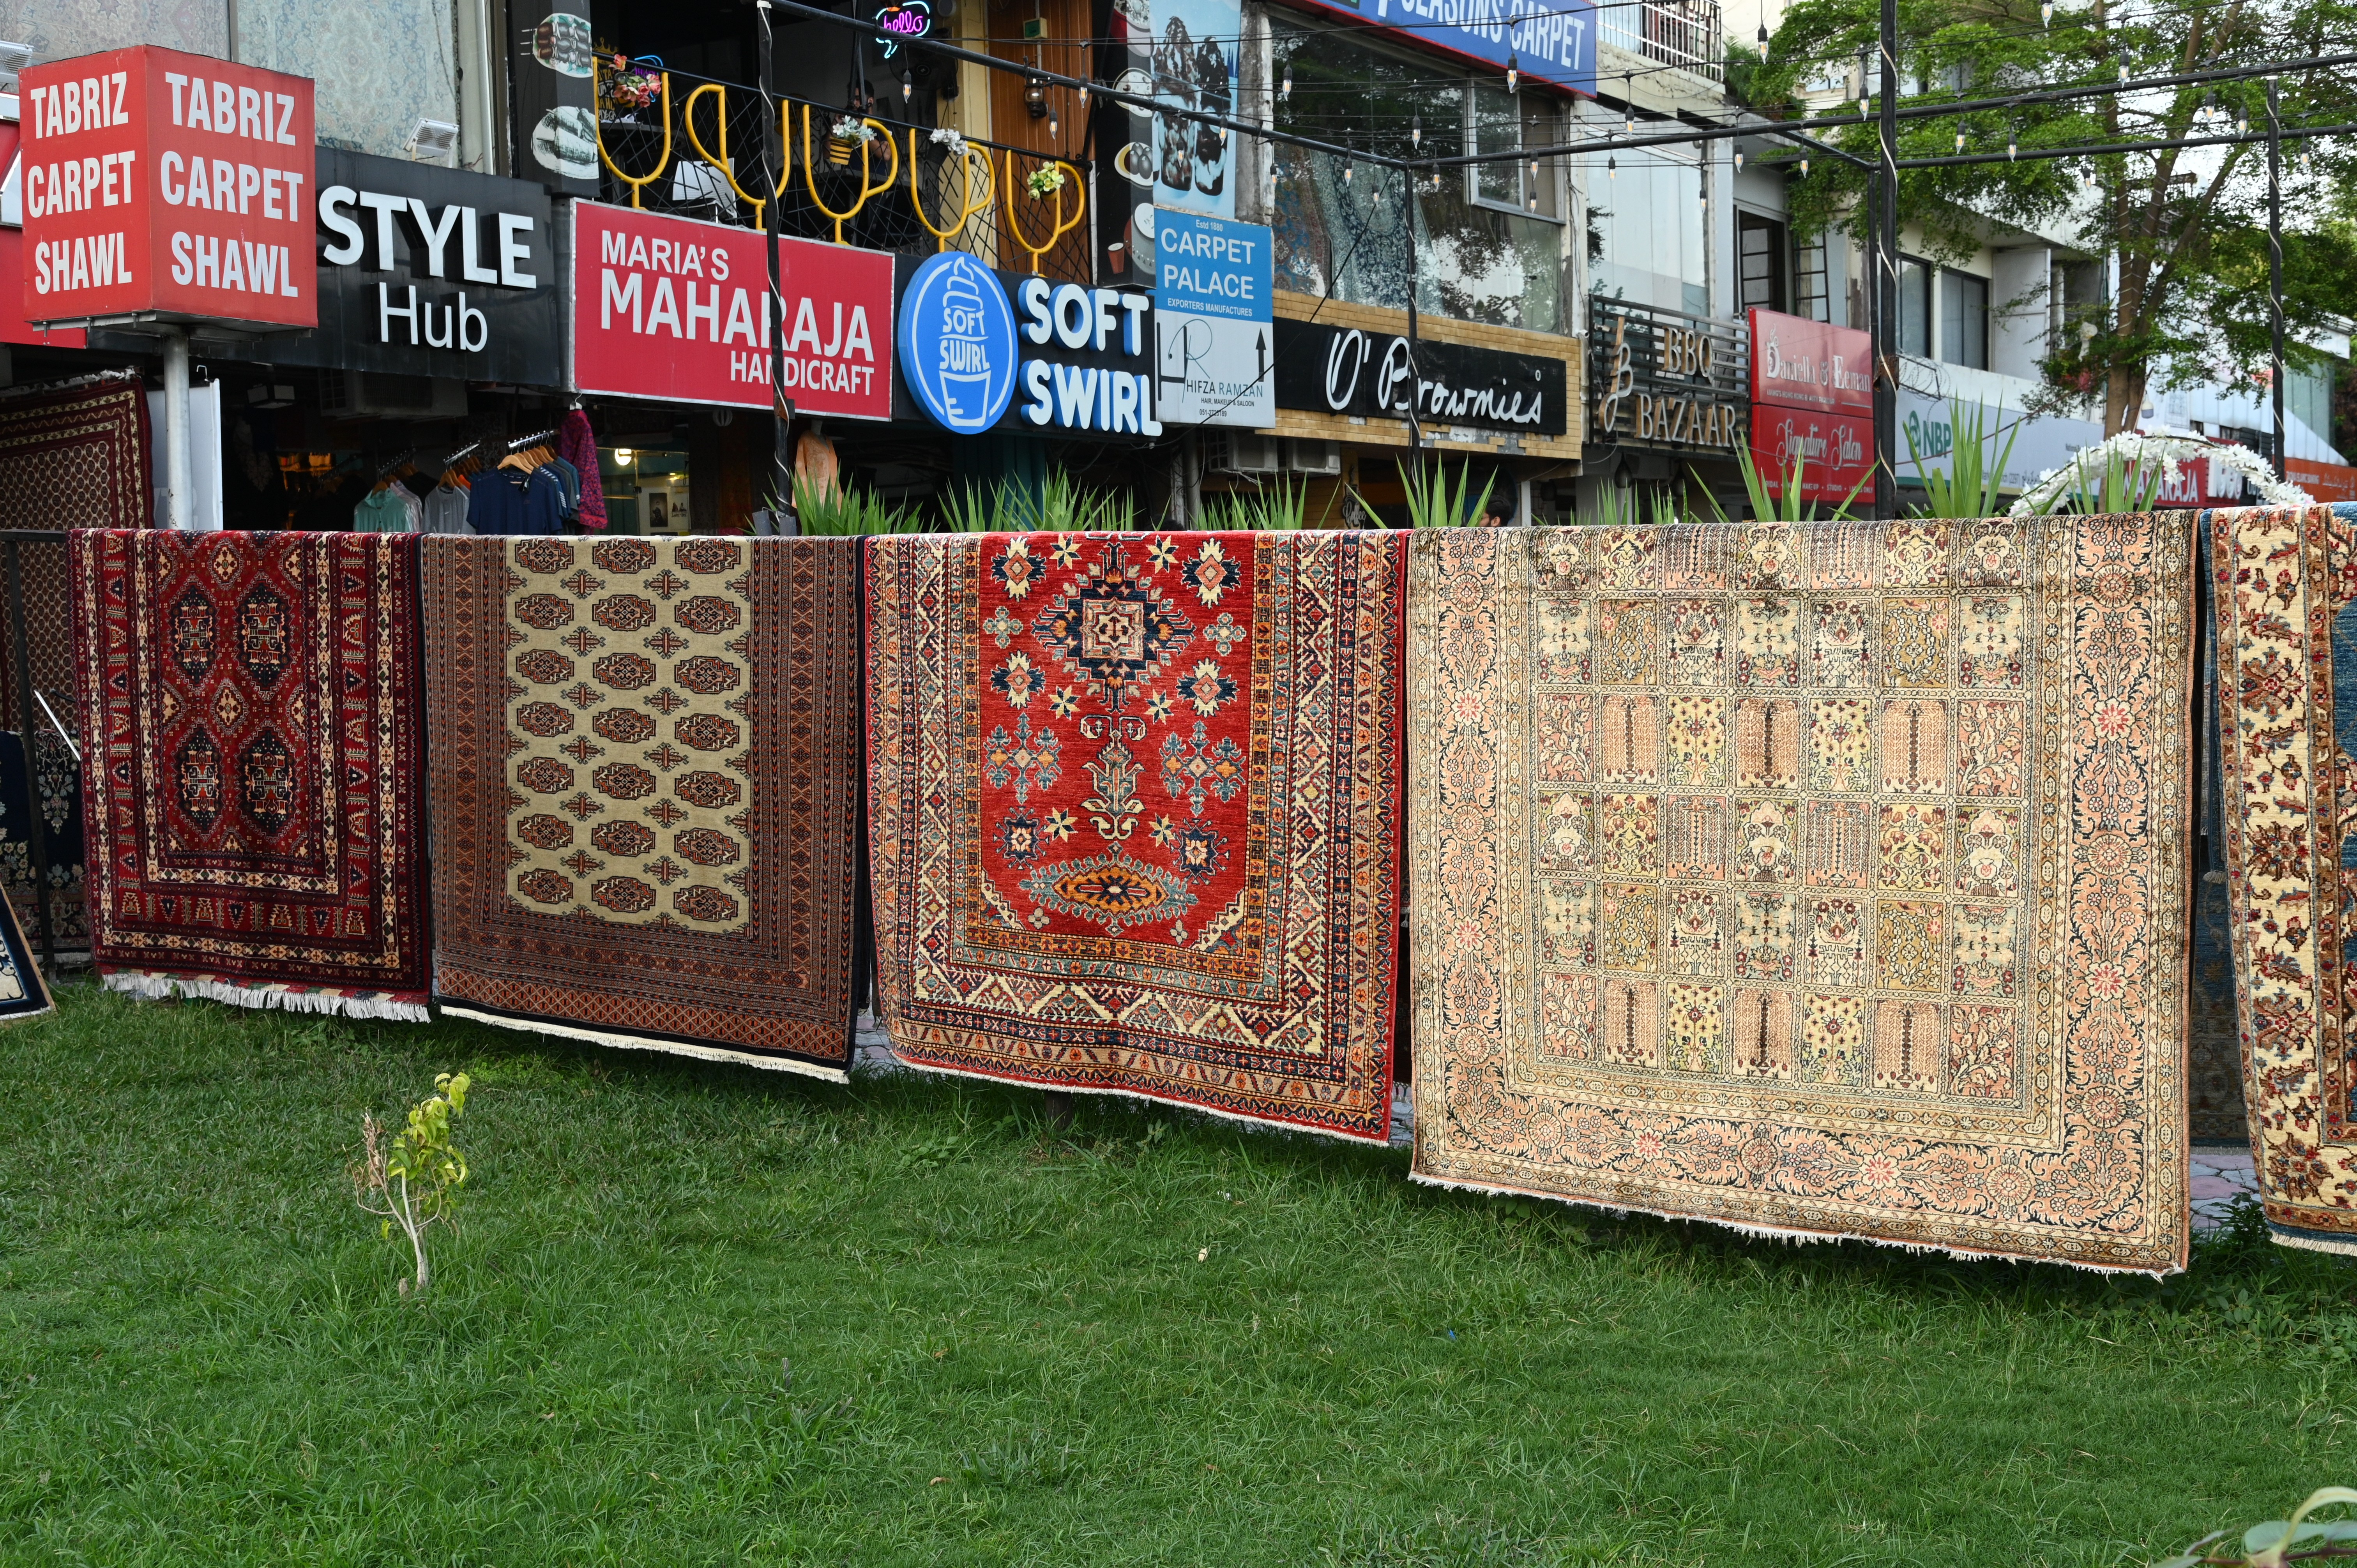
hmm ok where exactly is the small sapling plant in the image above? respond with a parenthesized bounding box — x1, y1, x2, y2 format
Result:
(352, 1072, 470, 1295)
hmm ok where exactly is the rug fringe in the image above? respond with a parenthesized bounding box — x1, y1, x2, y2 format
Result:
(101, 968, 429, 1022)
(1403, 1169, 2178, 1277)
(438, 1005, 849, 1084)
(2267, 1225, 2357, 1257)
(882, 1041, 1392, 1144)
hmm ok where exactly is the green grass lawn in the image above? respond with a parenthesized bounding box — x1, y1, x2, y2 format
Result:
(0, 983, 2351, 1566)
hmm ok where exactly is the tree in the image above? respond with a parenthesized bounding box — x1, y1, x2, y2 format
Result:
(1747, 0, 2357, 436)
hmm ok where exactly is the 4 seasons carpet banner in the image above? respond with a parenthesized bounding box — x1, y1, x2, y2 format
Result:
(2211, 501, 2357, 1254)
(72, 529, 431, 1017)
(866, 530, 1405, 1141)
(422, 535, 862, 1079)
(1406, 519, 2194, 1273)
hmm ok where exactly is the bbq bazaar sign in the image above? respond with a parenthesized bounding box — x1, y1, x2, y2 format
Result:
(1272, 318, 1565, 436)
(22, 44, 317, 328)
(1588, 305, 1745, 451)
(570, 201, 893, 419)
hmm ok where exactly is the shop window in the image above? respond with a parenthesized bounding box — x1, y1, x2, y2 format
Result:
(1737, 212, 1786, 314)
(1468, 84, 1560, 220)
(1941, 269, 1988, 369)
(1897, 256, 1931, 356)
(1587, 129, 1705, 318)
(1269, 16, 1571, 334)
(232, 0, 459, 157)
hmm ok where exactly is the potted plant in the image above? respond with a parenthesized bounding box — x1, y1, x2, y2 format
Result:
(828, 115, 878, 166)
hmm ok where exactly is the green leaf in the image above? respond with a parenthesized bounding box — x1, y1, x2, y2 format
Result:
(2246, 1521, 2290, 1555)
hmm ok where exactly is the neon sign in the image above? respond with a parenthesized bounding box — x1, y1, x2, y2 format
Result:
(873, 0, 932, 56)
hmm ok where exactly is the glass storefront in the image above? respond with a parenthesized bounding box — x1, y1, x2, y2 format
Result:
(1267, 16, 1574, 334)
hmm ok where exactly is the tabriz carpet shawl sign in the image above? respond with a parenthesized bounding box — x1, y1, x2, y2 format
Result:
(866, 531, 1405, 1141)
(2210, 501, 2357, 1254)
(72, 529, 431, 1017)
(423, 535, 860, 1079)
(1408, 520, 2193, 1272)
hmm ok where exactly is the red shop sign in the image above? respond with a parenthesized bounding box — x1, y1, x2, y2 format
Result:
(1750, 406, 1875, 505)
(20, 45, 316, 329)
(570, 202, 892, 420)
(0, 98, 86, 348)
(1748, 307, 1873, 416)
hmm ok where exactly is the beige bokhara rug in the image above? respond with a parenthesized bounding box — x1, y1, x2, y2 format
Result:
(1407, 519, 2193, 1273)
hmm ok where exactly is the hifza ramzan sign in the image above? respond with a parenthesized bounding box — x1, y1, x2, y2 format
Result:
(21, 44, 317, 329)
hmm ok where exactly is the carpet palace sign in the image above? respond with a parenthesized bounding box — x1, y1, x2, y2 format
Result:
(21, 44, 317, 328)
(569, 201, 894, 420)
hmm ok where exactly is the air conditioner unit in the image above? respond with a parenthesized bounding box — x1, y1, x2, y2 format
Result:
(318, 371, 466, 421)
(1286, 439, 1342, 476)
(1205, 432, 1282, 476)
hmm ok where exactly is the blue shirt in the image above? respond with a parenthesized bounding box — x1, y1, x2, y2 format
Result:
(466, 467, 567, 535)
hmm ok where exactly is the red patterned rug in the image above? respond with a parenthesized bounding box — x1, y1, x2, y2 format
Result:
(0, 383, 150, 533)
(866, 531, 1405, 1141)
(424, 536, 862, 1078)
(71, 530, 430, 1016)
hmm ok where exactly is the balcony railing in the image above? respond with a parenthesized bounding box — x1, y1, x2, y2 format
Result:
(1598, 0, 1724, 83)
(591, 60, 1094, 284)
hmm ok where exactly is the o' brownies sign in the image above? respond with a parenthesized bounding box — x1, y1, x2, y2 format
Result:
(21, 45, 317, 329)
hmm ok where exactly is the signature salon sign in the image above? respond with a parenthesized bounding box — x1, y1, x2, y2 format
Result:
(1272, 318, 1565, 436)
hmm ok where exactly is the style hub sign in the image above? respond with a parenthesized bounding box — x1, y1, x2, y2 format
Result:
(899, 251, 1162, 438)
(570, 201, 894, 419)
(21, 44, 317, 329)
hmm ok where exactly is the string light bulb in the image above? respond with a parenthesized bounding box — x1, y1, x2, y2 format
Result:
(2237, 106, 2249, 135)
(2041, 0, 2053, 22)
(1756, 22, 1769, 60)
(1798, 157, 1810, 175)
(1411, 114, 1421, 149)
(1343, 158, 1353, 184)
(1624, 76, 1634, 136)
(1506, 51, 1519, 94)
(1280, 64, 1292, 100)
(2007, 132, 2017, 159)
(1733, 148, 1744, 171)
(1955, 130, 1965, 153)
(1608, 155, 1617, 180)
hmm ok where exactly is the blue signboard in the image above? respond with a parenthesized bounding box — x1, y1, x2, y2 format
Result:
(1154, 210, 1273, 427)
(1293, 0, 1596, 97)
(899, 254, 1163, 437)
(898, 251, 1018, 436)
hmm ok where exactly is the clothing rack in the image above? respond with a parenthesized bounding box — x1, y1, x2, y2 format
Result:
(442, 440, 484, 469)
(507, 428, 557, 452)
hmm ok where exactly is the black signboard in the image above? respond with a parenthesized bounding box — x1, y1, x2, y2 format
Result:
(512, 5, 598, 196)
(242, 149, 561, 384)
(1272, 318, 1567, 437)
(1587, 300, 1748, 452)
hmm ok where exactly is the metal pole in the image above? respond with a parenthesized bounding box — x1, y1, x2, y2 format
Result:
(758, 0, 799, 532)
(160, 326, 192, 530)
(1873, 0, 1899, 520)
(2267, 75, 2286, 478)
(5, 542, 53, 979)
(1403, 169, 1424, 488)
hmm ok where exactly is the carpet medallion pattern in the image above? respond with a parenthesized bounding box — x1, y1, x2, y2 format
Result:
(1408, 521, 2192, 1271)
(426, 536, 860, 1077)
(867, 531, 1404, 1141)
(72, 530, 430, 1015)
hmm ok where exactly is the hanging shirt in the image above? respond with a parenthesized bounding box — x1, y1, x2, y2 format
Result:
(352, 488, 410, 533)
(466, 467, 567, 535)
(422, 484, 473, 535)
(557, 409, 609, 531)
(542, 456, 583, 525)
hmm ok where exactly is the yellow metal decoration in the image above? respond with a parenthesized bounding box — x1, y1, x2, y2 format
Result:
(908, 131, 994, 251)
(679, 82, 794, 230)
(1002, 150, 1084, 275)
(801, 106, 901, 245)
(592, 59, 671, 209)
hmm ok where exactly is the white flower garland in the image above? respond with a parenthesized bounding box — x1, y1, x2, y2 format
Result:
(928, 126, 969, 158)
(2007, 430, 2314, 518)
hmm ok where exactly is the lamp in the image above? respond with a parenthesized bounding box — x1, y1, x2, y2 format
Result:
(1025, 74, 1046, 117)
(615, 447, 636, 465)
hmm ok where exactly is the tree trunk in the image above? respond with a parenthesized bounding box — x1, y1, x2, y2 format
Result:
(2104, 364, 2148, 439)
